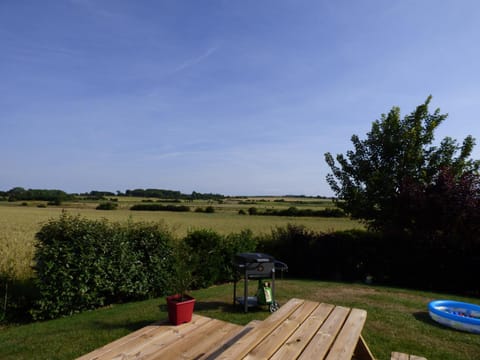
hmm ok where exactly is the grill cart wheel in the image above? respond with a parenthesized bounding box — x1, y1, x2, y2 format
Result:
(269, 301, 280, 313)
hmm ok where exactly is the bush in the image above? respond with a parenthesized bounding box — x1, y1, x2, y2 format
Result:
(221, 230, 258, 281)
(47, 199, 62, 206)
(166, 241, 194, 297)
(119, 221, 175, 298)
(181, 229, 257, 288)
(96, 202, 118, 210)
(205, 206, 215, 213)
(260, 224, 382, 281)
(33, 214, 111, 319)
(260, 224, 318, 277)
(194, 206, 215, 213)
(32, 213, 174, 320)
(182, 230, 224, 289)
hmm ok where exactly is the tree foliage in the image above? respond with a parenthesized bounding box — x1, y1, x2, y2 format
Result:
(5, 187, 72, 202)
(325, 96, 480, 239)
(399, 167, 480, 249)
(124, 188, 224, 200)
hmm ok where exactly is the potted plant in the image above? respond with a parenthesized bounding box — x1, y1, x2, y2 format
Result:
(166, 241, 195, 325)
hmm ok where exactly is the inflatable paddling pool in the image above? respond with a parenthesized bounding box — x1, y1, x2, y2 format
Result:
(428, 300, 480, 334)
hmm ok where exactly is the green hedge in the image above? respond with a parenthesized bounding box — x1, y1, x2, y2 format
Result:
(96, 202, 118, 210)
(9, 217, 480, 322)
(31, 214, 257, 320)
(183, 229, 258, 289)
(248, 206, 345, 217)
(33, 213, 175, 320)
(260, 224, 480, 294)
(130, 204, 190, 212)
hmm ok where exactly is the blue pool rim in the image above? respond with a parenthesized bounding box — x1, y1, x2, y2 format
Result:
(428, 300, 480, 327)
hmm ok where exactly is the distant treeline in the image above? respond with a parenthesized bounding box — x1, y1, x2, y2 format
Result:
(0, 187, 73, 202)
(0, 187, 225, 202)
(123, 188, 224, 200)
(1, 187, 330, 202)
(79, 189, 224, 200)
(284, 195, 334, 199)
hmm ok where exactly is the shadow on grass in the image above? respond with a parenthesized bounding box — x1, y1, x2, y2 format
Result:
(90, 319, 156, 333)
(158, 300, 268, 315)
(413, 311, 466, 333)
(413, 311, 434, 325)
(195, 300, 269, 314)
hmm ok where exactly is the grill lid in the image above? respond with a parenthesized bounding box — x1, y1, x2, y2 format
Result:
(234, 252, 275, 264)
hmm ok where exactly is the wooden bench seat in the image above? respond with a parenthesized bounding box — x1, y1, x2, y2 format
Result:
(391, 352, 427, 360)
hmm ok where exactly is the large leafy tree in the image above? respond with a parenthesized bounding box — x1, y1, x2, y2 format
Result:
(400, 167, 480, 249)
(325, 96, 480, 238)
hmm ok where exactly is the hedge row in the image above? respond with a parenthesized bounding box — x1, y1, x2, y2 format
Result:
(31, 213, 257, 320)
(261, 224, 480, 294)
(6, 216, 479, 322)
(248, 206, 345, 217)
(130, 204, 190, 211)
(96, 202, 118, 210)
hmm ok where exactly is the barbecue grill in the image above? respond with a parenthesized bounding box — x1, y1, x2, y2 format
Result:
(233, 252, 288, 312)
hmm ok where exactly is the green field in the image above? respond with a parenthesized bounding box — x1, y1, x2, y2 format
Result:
(0, 197, 362, 280)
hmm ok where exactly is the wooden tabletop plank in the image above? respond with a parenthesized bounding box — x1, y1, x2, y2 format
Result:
(146, 319, 241, 360)
(391, 352, 410, 360)
(200, 320, 261, 360)
(76, 321, 168, 360)
(297, 305, 350, 360)
(243, 300, 319, 360)
(325, 308, 367, 360)
(270, 303, 335, 360)
(214, 298, 304, 360)
(105, 315, 212, 360)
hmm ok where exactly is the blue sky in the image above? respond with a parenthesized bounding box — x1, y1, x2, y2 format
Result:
(1, 0, 479, 196)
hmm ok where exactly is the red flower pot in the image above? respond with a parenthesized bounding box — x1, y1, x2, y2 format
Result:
(166, 294, 196, 325)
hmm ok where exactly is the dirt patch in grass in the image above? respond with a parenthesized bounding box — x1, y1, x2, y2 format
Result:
(311, 285, 380, 300)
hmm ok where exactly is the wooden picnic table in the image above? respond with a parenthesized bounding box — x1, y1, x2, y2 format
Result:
(77, 298, 375, 360)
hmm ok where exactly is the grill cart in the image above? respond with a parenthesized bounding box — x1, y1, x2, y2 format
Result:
(233, 252, 288, 313)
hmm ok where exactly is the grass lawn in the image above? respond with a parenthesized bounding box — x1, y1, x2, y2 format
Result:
(1, 279, 479, 360)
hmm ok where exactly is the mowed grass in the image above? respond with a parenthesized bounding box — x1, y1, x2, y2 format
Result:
(0, 201, 362, 280)
(1, 279, 479, 360)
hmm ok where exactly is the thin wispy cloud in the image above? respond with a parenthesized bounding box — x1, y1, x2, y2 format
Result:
(0, 30, 80, 63)
(172, 46, 219, 74)
(68, 0, 122, 19)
